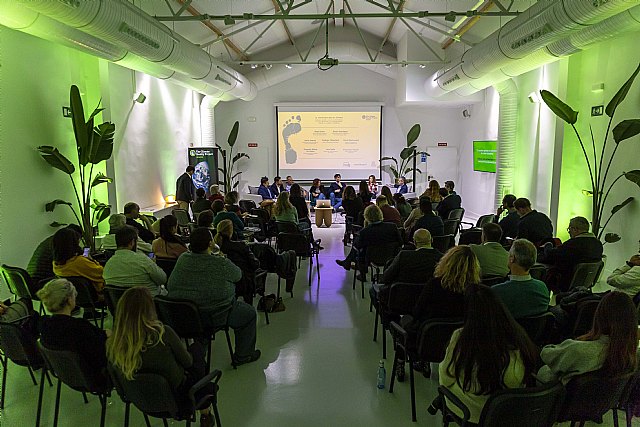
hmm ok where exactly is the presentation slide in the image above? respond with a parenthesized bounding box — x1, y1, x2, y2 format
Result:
(473, 140, 497, 173)
(276, 104, 382, 181)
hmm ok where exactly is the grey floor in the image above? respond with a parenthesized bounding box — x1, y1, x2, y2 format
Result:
(0, 225, 636, 426)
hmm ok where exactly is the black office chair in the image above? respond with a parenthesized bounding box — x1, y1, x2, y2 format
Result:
(447, 208, 465, 222)
(154, 296, 235, 369)
(103, 285, 128, 317)
(253, 269, 270, 325)
(0, 264, 37, 301)
(239, 199, 257, 212)
(36, 341, 111, 427)
(276, 232, 320, 289)
(155, 257, 178, 277)
(460, 213, 495, 232)
(529, 264, 547, 281)
(613, 371, 640, 427)
(389, 318, 464, 422)
(172, 208, 192, 225)
(275, 221, 299, 234)
(0, 317, 51, 409)
(367, 242, 401, 286)
(438, 380, 564, 427)
(558, 369, 635, 427)
(568, 260, 604, 291)
(63, 277, 107, 329)
(571, 299, 600, 337)
(433, 234, 455, 253)
(108, 364, 222, 427)
(444, 219, 461, 237)
(516, 312, 555, 347)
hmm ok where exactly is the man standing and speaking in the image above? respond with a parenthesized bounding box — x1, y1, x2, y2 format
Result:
(176, 165, 195, 211)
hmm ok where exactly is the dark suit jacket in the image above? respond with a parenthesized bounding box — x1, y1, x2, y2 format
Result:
(382, 248, 443, 285)
(355, 221, 402, 253)
(516, 210, 553, 245)
(258, 185, 274, 200)
(538, 233, 603, 287)
(269, 183, 284, 197)
(414, 213, 444, 237)
(126, 217, 155, 243)
(436, 194, 462, 219)
(175, 172, 194, 203)
(329, 181, 344, 198)
(498, 211, 519, 239)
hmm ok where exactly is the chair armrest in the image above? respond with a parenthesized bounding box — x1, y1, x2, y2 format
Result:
(438, 385, 472, 424)
(188, 369, 222, 404)
(255, 269, 268, 280)
(460, 221, 474, 227)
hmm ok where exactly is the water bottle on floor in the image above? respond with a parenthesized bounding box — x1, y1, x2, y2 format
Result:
(377, 360, 386, 389)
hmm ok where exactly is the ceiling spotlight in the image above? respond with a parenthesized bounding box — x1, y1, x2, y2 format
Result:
(134, 92, 146, 103)
(264, 64, 272, 70)
(419, 64, 426, 69)
(285, 64, 292, 69)
(224, 15, 236, 25)
(384, 64, 392, 68)
(445, 11, 456, 22)
(401, 62, 408, 68)
(250, 64, 258, 69)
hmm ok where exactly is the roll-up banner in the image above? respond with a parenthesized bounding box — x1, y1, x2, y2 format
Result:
(188, 147, 219, 196)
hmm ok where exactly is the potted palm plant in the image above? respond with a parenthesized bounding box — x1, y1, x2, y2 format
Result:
(216, 121, 249, 193)
(380, 123, 427, 185)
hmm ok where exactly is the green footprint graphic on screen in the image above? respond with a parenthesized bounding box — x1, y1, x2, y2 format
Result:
(282, 115, 301, 164)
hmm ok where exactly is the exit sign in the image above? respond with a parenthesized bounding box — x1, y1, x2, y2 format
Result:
(248, 143, 258, 148)
(437, 142, 448, 147)
(591, 105, 604, 116)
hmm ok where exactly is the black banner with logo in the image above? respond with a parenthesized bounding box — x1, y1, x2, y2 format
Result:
(188, 147, 219, 196)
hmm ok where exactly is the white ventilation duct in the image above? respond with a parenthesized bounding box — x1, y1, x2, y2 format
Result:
(426, 0, 638, 97)
(200, 96, 219, 149)
(15, 0, 257, 101)
(494, 79, 518, 208)
(245, 42, 397, 91)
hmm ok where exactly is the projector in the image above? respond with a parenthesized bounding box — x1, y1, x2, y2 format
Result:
(318, 57, 339, 66)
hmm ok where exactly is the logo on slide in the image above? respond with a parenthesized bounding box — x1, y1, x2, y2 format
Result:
(282, 115, 302, 164)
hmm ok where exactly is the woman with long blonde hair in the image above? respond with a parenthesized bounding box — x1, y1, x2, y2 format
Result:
(272, 191, 298, 223)
(106, 286, 216, 426)
(423, 179, 443, 203)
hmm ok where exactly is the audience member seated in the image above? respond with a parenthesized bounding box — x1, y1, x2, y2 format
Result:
(0, 297, 36, 324)
(223, 190, 240, 210)
(102, 214, 152, 254)
(514, 198, 553, 245)
(257, 177, 276, 207)
(538, 216, 603, 292)
(151, 216, 188, 259)
(192, 188, 212, 214)
(422, 179, 442, 203)
(444, 180, 457, 195)
(413, 197, 444, 238)
(492, 239, 550, 319)
(123, 202, 155, 243)
(289, 184, 312, 228)
(52, 227, 104, 294)
(367, 175, 378, 199)
(393, 194, 412, 222)
(208, 184, 224, 203)
(28, 224, 83, 286)
(470, 223, 510, 278)
(197, 210, 215, 230)
(394, 176, 408, 194)
(167, 228, 260, 366)
(438, 285, 538, 424)
(376, 194, 402, 226)
(495, 194, 519, 240)
(403, 196, 427, 231)
(106, 287, 216, 426)
(372, 229, 443, 305)
(309, 178, 326, 206)
(436, 183, 462, 219)
(358, 180, 374, 205)
(270, 176, 285, 197)
(329, 173, 344, 210)
(380, 185, 394, 206)
(272, 191, 301, 225)
(103, 226, 167, 296)
(606, 254, 640, 297)
(335, 205, 403, 282)
(537, 291, 637, 384)
(342, 186, 365, 224)
(212, 200, 244, 238)
(38, 279, 109, 377)
(215, 220, 260, 304)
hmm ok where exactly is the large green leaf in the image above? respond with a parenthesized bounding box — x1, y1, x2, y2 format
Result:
(540, 90, 578, 124)
(231, 171, 243, 180)
(624, 170, 640, 188)
(606, 63, 640, 117)
(604, 233, 621, 243)
(233, 181, 240, 189)
(90, 173, 113, 188)
(612, 119, 640, 144)
(388, 165, 399, 178)
(227, 121, 240, 148)
(89, 122, 115, 164)
(400, 146, 416, 160)
(45, 199, 72, 212)
(70, 85, 89, 162)
(232, 152, 249, 163)
(406, 124, 421, 147)
(50, 221, 68, 228)
(93, 205, 111, 224)
(78, 116, 94, 166)
(611, 197, 634, 215)
(38, 146, 75, 174)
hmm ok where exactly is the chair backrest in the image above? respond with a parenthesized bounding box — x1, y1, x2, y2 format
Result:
(239, 199, 257, 212)
(432, 235, 454, 253)
(172, 209, 191, 226)
(0, 264, 35, 299)
(416, 318, 464, 363)
(63, 276, 100, 307)
(568, 260, 604, 290)
(476, 214, 496, 227)
(276, 232, 310, 256)
(366, 243, 401, 267)
(155, 257, 178, 277)
(387, 282, 426, 314)
(528, 264, 547, 281)
(108, 364, 180, 418)
(458, 229, 482, 245)
(479, 381, 564, 427)
(559, 369, 634, 424)
(154, 296, 204, 339)
(104, 285, 129, 316)
(37, 341, 108, 392)
(443, 220, 460, 237)
(516, 312, 554, 346)
(0, 319, 41, 366)
(480, 275, 509, 287)
(247, 186, 260, 195)
(572, 299, 600, 337)
(250, 208, 271, 222)
(447, 208, 465, 221)
(276, 221, 299, 234)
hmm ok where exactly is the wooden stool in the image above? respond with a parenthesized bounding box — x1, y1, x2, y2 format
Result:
(314, 207, 333, 227)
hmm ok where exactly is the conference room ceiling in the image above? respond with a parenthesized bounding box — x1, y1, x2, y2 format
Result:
(136, 0, 536, 66)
